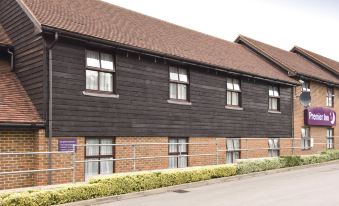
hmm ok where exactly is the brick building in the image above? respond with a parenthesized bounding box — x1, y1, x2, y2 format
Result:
(236, 36, 339, 155)
(0, 0, 337, 190)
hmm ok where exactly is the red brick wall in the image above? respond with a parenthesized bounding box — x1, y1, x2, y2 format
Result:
(0, 129, 85, 189)
(1, 128, 338, 190)
(114, 137, 168, 172)
(0, 129, 37, 189)
(188, 137, 218, 166)
(33, 134, 85, 185)
(293, 82, 338, 154)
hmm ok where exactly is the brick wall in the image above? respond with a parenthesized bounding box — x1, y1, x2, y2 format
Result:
(293, 82, 338, 154)
(0, 129, 85, 190)
(33, 134, 85, 185)
(0, 129, 37, 189)
(114, 137, 168, 173)
(1, 128, 338, 190)
(188, 137, 219, 166)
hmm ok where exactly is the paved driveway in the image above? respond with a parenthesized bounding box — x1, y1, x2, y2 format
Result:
(99, 162, 339, 206)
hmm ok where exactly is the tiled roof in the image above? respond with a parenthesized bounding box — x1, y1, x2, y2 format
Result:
(0, 59, 42, 124)
(21, 0, 297, 84)
(0, 24, 12, 46)
(292, 46, 339, 76)
(237, 35, 339, 84)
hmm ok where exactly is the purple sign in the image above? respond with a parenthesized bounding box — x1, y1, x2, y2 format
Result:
(304, 107, 336, 126)
(58, 138, 77, 152)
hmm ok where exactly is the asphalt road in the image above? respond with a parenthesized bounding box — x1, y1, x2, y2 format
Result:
(99, 162, 339, 206)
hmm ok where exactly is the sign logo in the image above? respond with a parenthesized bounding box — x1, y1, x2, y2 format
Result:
(304, 107, 336, 126)
(58, 138, 77, 152)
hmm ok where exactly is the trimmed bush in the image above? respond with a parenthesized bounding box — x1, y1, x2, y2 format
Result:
(280, 156, 303, 167)
(0, 165, 236, 206)
(236, 158, 284, 175)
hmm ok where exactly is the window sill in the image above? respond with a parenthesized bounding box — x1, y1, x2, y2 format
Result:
(225, 106, 243, 111)
(301, 147, 312, 151)
(167, 99, 192, 106)
(268, 110, 281, 114)
(83, 91, 119, 98)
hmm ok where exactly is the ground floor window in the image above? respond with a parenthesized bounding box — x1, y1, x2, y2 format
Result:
(327, 128, 334, 149)
(168, 137, 188, 168)
(226, 138, 241, 163)
(301, 127, 311, 150)
(85, 137, 114, 178)
(268, 138, 280, 157)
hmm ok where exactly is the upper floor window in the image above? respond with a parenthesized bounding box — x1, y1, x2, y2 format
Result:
(269, 86, 280, 111)
(301, 81, 310, 92)
(226, 78, 241, 107)
(326, 87, 334, 107)
(169, 66, 189, 101)
(86, 50, 115, 93)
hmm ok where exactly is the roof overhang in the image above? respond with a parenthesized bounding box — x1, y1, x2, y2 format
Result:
(42, 26, 299, 86)
(291, 46, 339, 77)
(0, 122, 45, 128)
(235, 35, 297, 76)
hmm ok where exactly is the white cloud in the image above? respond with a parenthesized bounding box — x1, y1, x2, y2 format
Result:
(103, 0, 339, 61)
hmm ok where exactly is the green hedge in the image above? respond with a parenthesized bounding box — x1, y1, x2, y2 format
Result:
(237, 150, 339, 175)
(236, 157, 284, 175)
(0, 165, 236, 206)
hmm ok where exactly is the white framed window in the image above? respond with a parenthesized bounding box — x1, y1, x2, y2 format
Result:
(86, 50, 115, 93)
(269, 85, 280, 111)
(169, 66, 189, 101)
(301, 127, 311, 150)
(326, 87, 334, 107)
(85, 138, 114, 179)
(226, 138, 241, 163)
(168, 137, 188, 168)
(327, 128, 334, 149)
(268, 138, 280, 157)
(226, 78, 241, 107)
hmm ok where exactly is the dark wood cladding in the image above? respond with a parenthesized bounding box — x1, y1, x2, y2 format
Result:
(50, 39, 293, 138)
(0, 0, 45, 119)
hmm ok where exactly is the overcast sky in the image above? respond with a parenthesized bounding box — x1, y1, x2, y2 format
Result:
(103, 0, 339, 62)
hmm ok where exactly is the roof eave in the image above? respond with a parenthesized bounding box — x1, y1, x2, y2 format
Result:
(291, 46, 339, 77)
(41, 26, 298, 86)
(15, 0, 42, 34)
(235, 35, 297, 76)
(0, 122, 45, 128)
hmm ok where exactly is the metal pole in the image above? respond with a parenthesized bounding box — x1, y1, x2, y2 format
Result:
(132, 145, 136, 171)
(246, 139, 248, 159)
(216, 139, 219, 165)
(72, 145, 76, 183)
(292, 138, 295, 155)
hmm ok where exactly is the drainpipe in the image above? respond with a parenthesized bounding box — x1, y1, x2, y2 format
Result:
(7, 48, 14, 71)
(47, 32, 59, 185)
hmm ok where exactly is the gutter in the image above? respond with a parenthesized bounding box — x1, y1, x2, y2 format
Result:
(41, 26, 298, 87)
(0, 122, 45, 128)
(47, 32, 59, 185)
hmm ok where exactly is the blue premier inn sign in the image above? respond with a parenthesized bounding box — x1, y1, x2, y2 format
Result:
(58, 138, 77, 151)
(304, 107, 336, 126)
